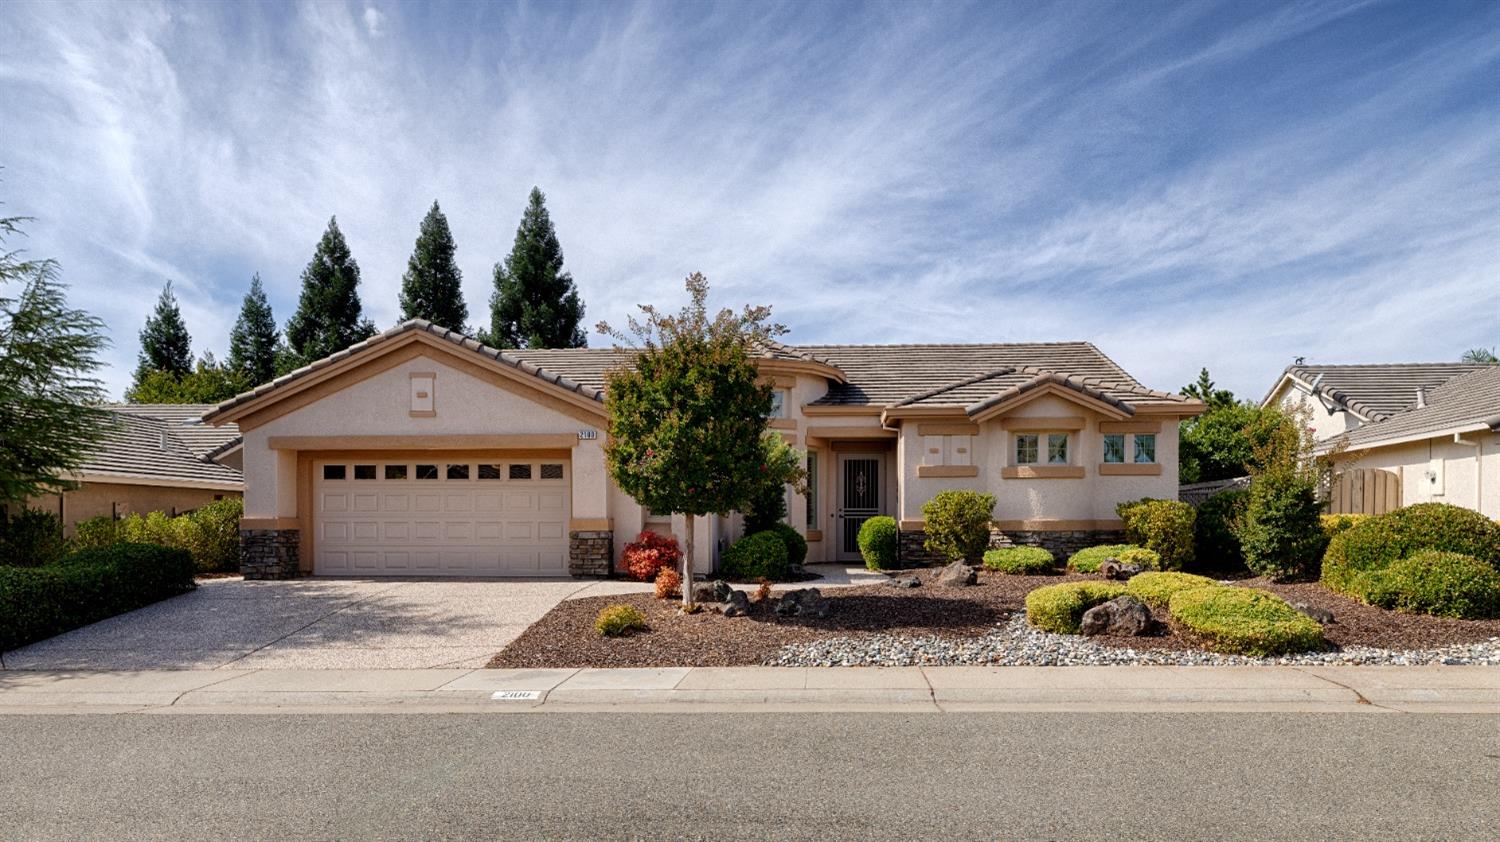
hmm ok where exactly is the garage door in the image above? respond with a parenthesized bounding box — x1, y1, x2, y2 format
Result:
(313, 458, 570, 577)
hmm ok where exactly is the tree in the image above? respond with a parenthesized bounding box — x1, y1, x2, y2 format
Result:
(1234, 404, 1336, 581)
(483, 187, 585, 348)
(285, 217, 376, 365)
(126, 352, 245, 404)
(227, 273, 279, 386)
(1181, 368, 1237, 410)
(1461, 347, 1498, 364)
(1179, 402, 1265, 483)
(600, 272, 780, 608)
(741, 435, 807, 534)
(133, 280, 193, 388)
(398, 201, 467, 330)
(0, 214, 109, 505)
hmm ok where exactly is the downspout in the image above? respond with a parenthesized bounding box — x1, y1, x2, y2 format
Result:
(1453, 433, 1482, 515)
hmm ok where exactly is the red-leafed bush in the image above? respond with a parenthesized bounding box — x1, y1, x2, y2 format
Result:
(654, 567, 682, 600)
(623, 530, 683, 582)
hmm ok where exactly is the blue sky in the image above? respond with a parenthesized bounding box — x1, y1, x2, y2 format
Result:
(2, 0, 1496, 401)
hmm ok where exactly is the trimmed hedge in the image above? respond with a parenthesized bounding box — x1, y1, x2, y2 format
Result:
(982, 546, 1056, 575)
(1066, 544, 1159, 574)
(595, 604, 648, 637)
(1319, 513, 1369, 539)
(1025, 581, 1127, 634)
(1126, 571, 1219, 608)
(0, 543, 196, 652)
(1322, 503, 1500, 595)
(0, 507, 69, 568)
(921, 490, 996, 562)
(1116, 498, 1195, 571)
(1195, 489, 1248, 568)
(857, 516, 898, 571)
(769, 523, 808, 568)
(85, 499, 246, 573)
(722, 531, 791, 581)
(1167, 586, 1325, 656)
(1361, 551, 1500, 620)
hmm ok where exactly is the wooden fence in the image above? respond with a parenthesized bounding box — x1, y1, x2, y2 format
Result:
(1328, 468, 1402, 515)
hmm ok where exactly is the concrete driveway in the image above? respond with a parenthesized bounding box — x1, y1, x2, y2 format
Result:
(0, 565, 883, 671)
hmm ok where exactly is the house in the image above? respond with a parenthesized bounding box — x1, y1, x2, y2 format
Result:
(1261, 362, 1500, 518)
(204, 320, 1204, 579)
(26, 404, 243, 534)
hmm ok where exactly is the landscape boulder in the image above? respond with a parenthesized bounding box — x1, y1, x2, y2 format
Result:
(1080, 595, 1154, 636)
(1100, 560, 1145, 581)
(712, 580, 736, 603)
(723, 589, 751, 617)
(934, 560, 978, 588)
(1291, 602, 1335, 625)
(886, 575, 922, 589)
(691, 582, 716, 604)
(773, 588, 831, 619)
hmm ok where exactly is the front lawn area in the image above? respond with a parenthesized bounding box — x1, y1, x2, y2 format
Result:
(489, 568, 1500, 668)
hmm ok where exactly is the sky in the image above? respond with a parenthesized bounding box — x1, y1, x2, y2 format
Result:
(1, 0, 1497, 401)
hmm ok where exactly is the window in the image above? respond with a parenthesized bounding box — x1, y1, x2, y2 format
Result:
(1047, 434, 1069, 464)
(322, 464, 346, 480)
(384, 464, 407, 480)
(1103, 434, 1126, 463)
(768, 389, 787, 418)
(540, 463, 564, 480)
(1133, 434, 1157, 464)
(1015, 434, 1039, 465)
(415, 464, 439, 480)
(446, 464, 469, 480)
(509, 464, 532, 480)
(477, 464, 502, 480)
(354, 464, 376, 480)
(805, 453, 818, 528)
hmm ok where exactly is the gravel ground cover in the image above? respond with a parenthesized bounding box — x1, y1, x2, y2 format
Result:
(489, 569, 1500, 669)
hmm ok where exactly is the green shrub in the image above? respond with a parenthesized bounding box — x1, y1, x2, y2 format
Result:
(1236, 472, 1327, 581)
(1116, 498, 1195, 571)
(1319, 513, 1369, 539)
(1024, 581, 1127, 634)
(595, 604, 648, 637)
(1323, 503, 1500, 596)
(982, 546, 1055, 575)
(1167, 586, 1325, 656)
(110, 500, 245, 573)
(857, 516, 898, 571)
(0, 507, 68, 567)
(1066, 544, 1157, 574)
(768, 523, 808, 568)
(1359, 551, 1500, 620)
(1126, 571, 1219, 607)
(1195, 489, 1248, 568)
(120, 509, 176, 548)
(0, 543, 195, 652)
(921, 490, 996, 562)
(71, 515, 123, 552)
(722, 531, 791, 581)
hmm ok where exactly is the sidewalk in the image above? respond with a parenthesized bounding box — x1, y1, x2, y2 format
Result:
(1, 665, 1496, 714)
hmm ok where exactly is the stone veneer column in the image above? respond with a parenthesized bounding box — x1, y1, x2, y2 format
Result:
(240, 529, 300, 580)
(569, 530, 613, 578)
(896, 529, 948, 567)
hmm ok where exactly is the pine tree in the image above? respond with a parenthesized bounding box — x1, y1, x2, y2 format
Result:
(285, 217, 376, 364)
(484, 187, 585, 348)
(133, 281, 193, 387)
(227, 273, 279, 386)
(399, 201, 467, 330)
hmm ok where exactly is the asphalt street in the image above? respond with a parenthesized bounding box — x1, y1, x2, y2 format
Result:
(2, 712, 1496, 840)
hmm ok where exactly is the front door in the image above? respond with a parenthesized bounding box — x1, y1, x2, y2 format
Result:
(836, 455, 881, 561)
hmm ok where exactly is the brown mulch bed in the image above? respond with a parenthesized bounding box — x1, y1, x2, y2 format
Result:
(488, 569, 1500, 668)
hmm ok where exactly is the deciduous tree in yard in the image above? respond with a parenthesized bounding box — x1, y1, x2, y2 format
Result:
(599, 273, 781, 608)
(285, 217, 375, 365)
(227, 273, 279, 386)
(483, 187, 585, 349)
(398, 201, 468, 330)
(132, 280, 193, 387)
(0, 214, 109, 505)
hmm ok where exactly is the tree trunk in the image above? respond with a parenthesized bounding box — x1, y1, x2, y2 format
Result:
(681, 515, 696, 609)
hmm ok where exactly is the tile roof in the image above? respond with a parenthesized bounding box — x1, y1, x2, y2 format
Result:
(77, 410, 243, 487)
(1271, 363, 1487, 421)
(1337, 365, 1500, 450)
(890, 366, 1183, 413)
(110, 404, 242, 460)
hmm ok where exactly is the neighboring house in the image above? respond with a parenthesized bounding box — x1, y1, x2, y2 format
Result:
(204, 320, 1204, 580)
(26, 404, 243, 534)
(1261, 363, 1500, 518)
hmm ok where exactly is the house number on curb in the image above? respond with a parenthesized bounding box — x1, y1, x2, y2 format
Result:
(491, 690, 542, 701)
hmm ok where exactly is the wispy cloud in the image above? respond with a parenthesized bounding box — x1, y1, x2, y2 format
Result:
(1, 0, 1496, 399)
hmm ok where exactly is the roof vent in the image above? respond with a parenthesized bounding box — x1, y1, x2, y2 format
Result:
(1309, 372, 1324, 392)
(1415, 387, 1426, 409)
(160, 430, 171, 451)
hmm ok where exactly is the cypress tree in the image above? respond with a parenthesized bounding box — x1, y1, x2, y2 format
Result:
(284, 217, 376, 364)
(133, 280, 193, 385)
(399, 201, 467, 330)
(484, 187, 585, 348)
(227, 273, 279, 386)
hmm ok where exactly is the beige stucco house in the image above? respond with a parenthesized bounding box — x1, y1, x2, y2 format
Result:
(204, 320, 1204, 579)
(26, 404, 243, 534)
(1262, 363, 1500, 518)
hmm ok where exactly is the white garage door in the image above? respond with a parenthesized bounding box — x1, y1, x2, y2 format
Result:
(313, 458, 570, 577)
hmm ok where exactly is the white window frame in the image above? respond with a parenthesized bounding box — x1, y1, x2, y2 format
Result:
(768, 389, 788, 418)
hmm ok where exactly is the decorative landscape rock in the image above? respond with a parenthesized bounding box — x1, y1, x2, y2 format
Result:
(1100, 560, 1145, 581)
(1292, 602, 1336, 624)
(723, 590, 751, 617)
(692, 582, 716, 604)
(934, 560, 977, 588)
(886, 575, 922, 589)
(1079, 595, 1155, 637)
(712, 580, 736, 603)
(773, 588, 831, 619)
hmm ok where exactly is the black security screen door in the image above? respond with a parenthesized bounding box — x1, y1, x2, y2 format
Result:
(839, 456, 880, 557)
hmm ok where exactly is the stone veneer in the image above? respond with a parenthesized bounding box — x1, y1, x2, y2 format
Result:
(569, 530, 613, 578)
(240, 529, 300, 580)
(898, 526, 1126, 567)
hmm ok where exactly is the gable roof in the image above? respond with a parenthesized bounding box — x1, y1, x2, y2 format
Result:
(889, 365, 1184, 414)
(1334, 365, 1500, 451)
(1264, 363, 1487, 422)
(111, 404, 242, 461)
(73, 409, 243, 489)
